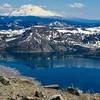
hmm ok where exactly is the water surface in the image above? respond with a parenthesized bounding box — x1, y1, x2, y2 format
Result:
(0, 52, 100, 92)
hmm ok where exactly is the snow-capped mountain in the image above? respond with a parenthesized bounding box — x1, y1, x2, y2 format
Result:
(10, 5, 60, 17)
(0, 16, 100, 54)
(1, 22, 100, 53)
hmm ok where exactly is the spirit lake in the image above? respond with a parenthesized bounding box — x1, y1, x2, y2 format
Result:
(0, 52, 100, 92)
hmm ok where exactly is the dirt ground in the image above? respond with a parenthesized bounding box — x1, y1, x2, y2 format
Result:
(0, 76, 100, 100)
(0, 66, 100, 100)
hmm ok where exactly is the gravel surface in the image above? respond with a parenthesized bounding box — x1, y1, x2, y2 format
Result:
(0, 65, 20, 77)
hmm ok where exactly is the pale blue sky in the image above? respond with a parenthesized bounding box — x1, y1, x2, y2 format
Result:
(0, 0, 99, 19)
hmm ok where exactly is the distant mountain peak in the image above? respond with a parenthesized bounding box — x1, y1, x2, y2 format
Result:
(9, 4, 60, 17)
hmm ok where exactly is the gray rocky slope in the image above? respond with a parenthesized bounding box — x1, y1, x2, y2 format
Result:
(0, 22, 100, 54)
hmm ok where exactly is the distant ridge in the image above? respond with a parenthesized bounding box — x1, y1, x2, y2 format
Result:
(0, 16, 100, 30)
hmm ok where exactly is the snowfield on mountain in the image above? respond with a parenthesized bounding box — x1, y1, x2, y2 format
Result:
(0, 21, 100, 54)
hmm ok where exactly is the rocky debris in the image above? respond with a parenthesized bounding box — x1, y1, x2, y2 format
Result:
(0, 76, 11, 85)
(0, 66, 20, 77)
(49, 96, 61, 100)
(34, 91, 44, 98)
(8, 97, 17, 100)
(22, 96, 35, 100)
(66, 87, 82, 96)
(0, 75, 100, 100)
(48, 93, 64, 100)
(8, 96, 41, 100)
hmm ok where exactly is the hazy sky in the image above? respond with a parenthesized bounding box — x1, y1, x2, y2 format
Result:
(0, 0, 99, 19)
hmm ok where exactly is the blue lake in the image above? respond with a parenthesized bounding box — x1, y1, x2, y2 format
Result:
(0, 52, 100, 92)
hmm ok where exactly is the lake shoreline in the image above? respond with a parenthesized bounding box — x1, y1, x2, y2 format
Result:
(0, 65, 100, 100)
(0, 65, 21, 77)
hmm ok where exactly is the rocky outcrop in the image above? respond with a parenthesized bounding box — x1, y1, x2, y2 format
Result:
(0, 76, 11, 85)
(0, 76, 100, 100)
(66, 87, 83, 96)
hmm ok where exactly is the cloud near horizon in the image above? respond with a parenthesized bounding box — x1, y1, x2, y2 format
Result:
(70, 2, 86, 8)
(0, 3, 13, 15)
